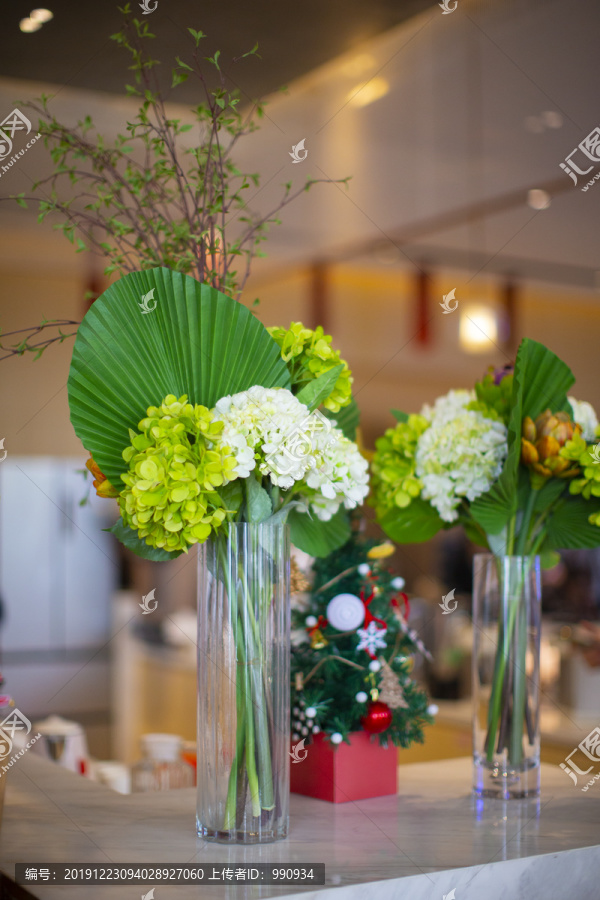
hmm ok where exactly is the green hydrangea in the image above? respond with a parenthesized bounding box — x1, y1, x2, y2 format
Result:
(567, 440, 600, 527)
(118, 394, 239, 552)
(369, 414, 429, 518)
(267, 321, 352, 413)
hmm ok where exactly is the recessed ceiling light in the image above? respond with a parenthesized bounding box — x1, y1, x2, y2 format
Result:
(527, 189, 551, 210)
(459, 305, 498, 353)
(19, 17, 42, 32)
(346, 77, 389, 108)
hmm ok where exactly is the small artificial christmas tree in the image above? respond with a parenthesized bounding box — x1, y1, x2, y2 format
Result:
(291, 526, 434, 748)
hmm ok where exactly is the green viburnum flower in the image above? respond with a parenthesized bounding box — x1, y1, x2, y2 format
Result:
(369, 414, 429, 518)
(471, 365, 514, 425)
(118, 394, 246, 552)
(267, 321, 352, 413)
(565, 437, 600, 524)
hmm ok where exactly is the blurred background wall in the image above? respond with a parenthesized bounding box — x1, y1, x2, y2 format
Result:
(0, 0, 599, 762)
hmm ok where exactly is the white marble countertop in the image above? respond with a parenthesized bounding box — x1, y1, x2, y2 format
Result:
(1, 754, 599, 899)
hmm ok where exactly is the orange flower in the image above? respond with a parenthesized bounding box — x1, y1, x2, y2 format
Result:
(521, 410, 581, 485)
(85, 456, 119, 499)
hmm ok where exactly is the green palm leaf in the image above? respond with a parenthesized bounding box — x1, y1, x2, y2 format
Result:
(471, 338, 574, 534)
(324, 397, 360, 440)
(67, 267, 291, 489)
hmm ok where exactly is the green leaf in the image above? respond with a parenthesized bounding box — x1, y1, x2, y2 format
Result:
(533, 476, 567, 512)
(462, 519, 489, 549)
(217, 480, 243, 515)
(540, 550, 561, 569)
(67, 267, 291, 490)
(288, 506, 350, 557)
(471, 338, 575, 534)
(296, 364, 343, 412)
(245, 474, 272, 523)
(379, 498, 444, 544)
(486, 527, 508, 557)
(107, 518, 182, 560)
(545, 498, 600, 550)
(391, 409, 409, 423)
(323, 397, 360, 441)
(188, 28, 206, 46)
(263, 500, 304, 527)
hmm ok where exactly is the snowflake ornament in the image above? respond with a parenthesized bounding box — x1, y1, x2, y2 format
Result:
(356, 621, 387, 657)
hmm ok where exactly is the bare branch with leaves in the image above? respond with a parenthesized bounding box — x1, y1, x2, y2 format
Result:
(0, 3, 349, 360)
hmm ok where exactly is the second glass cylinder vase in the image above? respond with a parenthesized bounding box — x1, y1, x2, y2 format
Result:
(196, 522, 290, 843)
(472, 554, 541, 799)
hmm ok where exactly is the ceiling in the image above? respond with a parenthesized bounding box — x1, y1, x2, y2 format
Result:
(2, 0, 433, 102)
(1, 0, 599, 295)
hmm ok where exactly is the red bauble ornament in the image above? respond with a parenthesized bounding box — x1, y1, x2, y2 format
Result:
(361, 701, 392, 734)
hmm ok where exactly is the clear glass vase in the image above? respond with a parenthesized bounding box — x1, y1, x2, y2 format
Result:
(196, 523, 290, 843)
(472, 554, 541, 799)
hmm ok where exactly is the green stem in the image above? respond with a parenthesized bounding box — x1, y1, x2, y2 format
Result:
(216, 529, 277, 823)
(243, 649, 261, 817)
(223, 645, 246, 830)
(510, 590, 528, 767)
(530, 527, 546, 558)
(239, 542, 274, 811)
(217, 539, 262, 826)
(515, 488, 537, 556)
(506, 515, 516, 555)
(485, 564, 521, 762)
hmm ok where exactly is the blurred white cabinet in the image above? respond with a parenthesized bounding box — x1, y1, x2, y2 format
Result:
(0, 457, 117, 723)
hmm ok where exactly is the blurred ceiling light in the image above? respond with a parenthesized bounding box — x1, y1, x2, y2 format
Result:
(527, 188, 551, 210)
(459, 305, 498, 353)
(19, 17, 43, 32)
(347, 77, 389, 108)
(542, 110, 563, 129)
(525, 111, 563, 133)
(340, 54, 376, 78)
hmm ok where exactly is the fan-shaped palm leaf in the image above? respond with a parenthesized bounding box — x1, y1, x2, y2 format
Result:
(68, 267, 291, 489)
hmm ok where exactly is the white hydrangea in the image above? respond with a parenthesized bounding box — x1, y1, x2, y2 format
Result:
(221, 432, 255, 480)
(415, 396, 508, 523)
(420, 389, 475, 425)
(300, 430, 370, 521)
(568, 396, 599, 442)
(214, 385, 369, 514)
(214, 386, 312, 489)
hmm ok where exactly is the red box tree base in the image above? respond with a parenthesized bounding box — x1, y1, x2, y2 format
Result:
(290, 731, 398, 803)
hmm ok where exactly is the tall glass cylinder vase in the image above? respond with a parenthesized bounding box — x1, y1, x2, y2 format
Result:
(472, 554, 541, 799)
(196, 523, 290, 843)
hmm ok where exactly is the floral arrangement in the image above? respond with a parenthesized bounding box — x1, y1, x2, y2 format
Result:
(371, 338, 600, 559)
(69, 267, 368, 561)
(67, 266, 369, 835)
(290, 527, 433, 748)
(370, 337, 600, 775)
